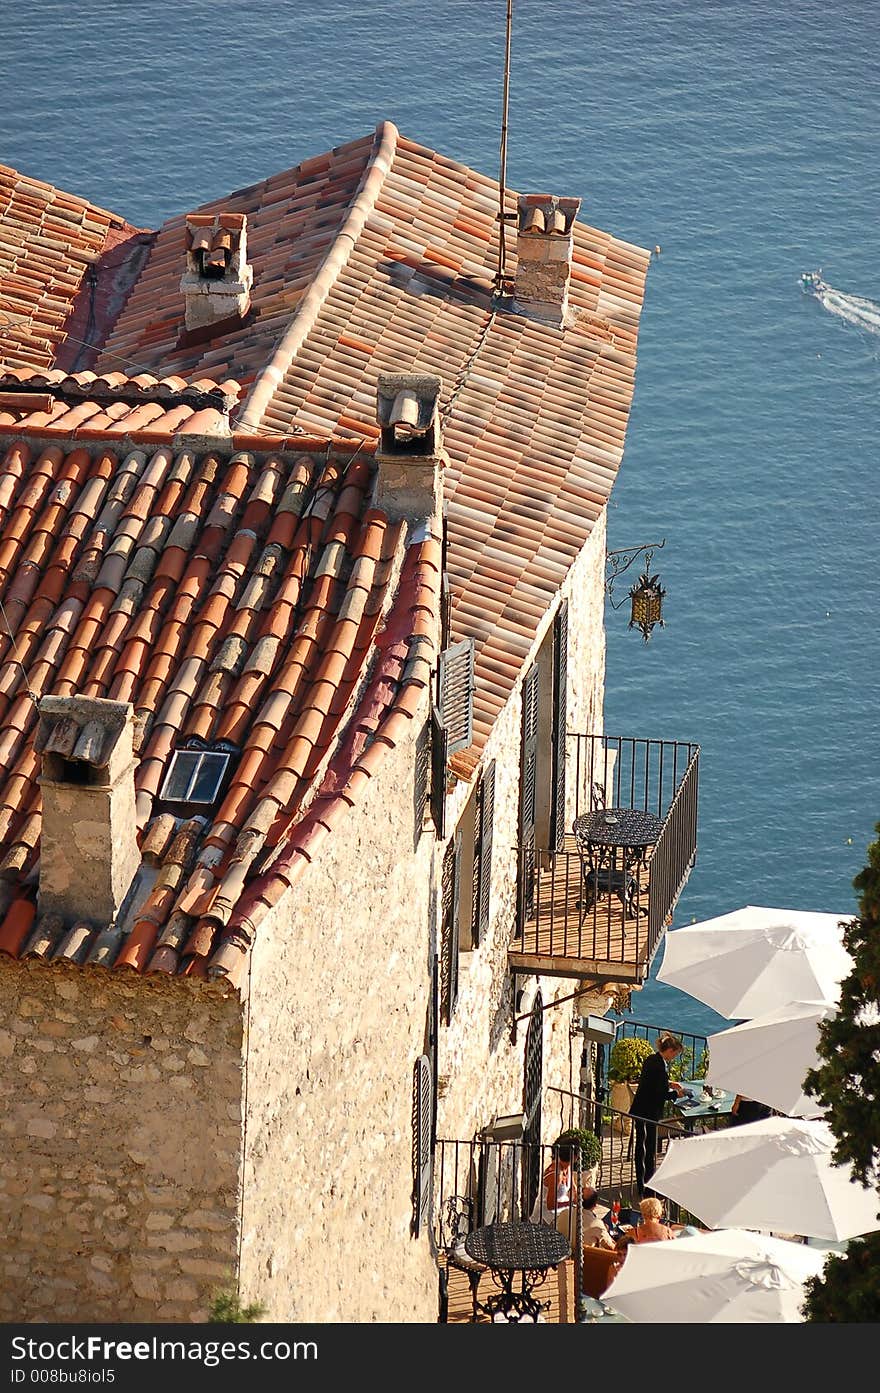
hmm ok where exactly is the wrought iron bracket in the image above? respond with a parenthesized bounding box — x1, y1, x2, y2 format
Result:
(605, 539, 666, 609)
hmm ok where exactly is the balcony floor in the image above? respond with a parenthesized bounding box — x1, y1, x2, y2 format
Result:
(510, 836, 652, 982)
(442, 1256, 577, 1324)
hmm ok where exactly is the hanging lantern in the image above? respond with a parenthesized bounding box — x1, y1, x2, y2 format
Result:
(628, 572, 665, 642)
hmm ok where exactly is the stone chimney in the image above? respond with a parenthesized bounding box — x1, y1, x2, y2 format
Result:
(375, 373, 444, 523)
(515, 194, 582, 327)
(180, 212, 253, 332)
(35, 695, 140, 926)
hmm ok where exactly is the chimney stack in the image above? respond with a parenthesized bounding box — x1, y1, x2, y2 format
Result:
(515, 194, 581, 327)
(375, 373, 444, 523)
(35, 695, 140, 927)
(181, 212, 253, 333)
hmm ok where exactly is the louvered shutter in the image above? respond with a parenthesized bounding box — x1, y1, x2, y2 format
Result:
(441, 570, 453, 654)
(471, 761, 496, 946)
(414, 718, 430, 843)
(438, 638, 475, 755)
(429, 955, 439, 1146)
(550, 600, 569, 851)
(413, 1054, 433, 1238)
(517, 665, 540, 925)
(440, 833, 461, 1024)
(430, 704, 448, 837)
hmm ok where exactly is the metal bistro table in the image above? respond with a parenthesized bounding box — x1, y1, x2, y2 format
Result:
(572, 807, 663, 918)
(463, 1221, 570, 1323)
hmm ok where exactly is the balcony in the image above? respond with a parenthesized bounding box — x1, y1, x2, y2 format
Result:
(511, 734, 699, 984)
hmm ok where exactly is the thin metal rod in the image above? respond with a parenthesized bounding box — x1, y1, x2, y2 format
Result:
(514, 982, 595, 1026)
(496, 0, 513, 290)
(605, 538, 666, 607)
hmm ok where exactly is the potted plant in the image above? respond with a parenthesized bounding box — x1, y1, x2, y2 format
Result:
(607, 1036, 654, 1135)
(554, 1127, 602, 1189)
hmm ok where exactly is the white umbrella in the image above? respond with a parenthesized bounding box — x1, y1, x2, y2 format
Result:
(656, 906, 852, 1018)
(603, 1228, 828, 1323)
(706, 999, 835, 1118)
(649, 1117, 880, 1241)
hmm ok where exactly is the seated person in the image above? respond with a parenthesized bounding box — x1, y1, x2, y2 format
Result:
(531, 1141, 574, 1225)
(730, 1094, 773, 1125)
(633, 1196, 674, 1242)
(608, 1230, 635, 1279)
(556, 1187, 615, 1250)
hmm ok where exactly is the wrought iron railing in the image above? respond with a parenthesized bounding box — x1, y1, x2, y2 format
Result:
(433, 1117, 731, 1319)
(515, 734, 699, 974)
(604, 1018, 710, 1090)
(434, 1135, 591, 1308)
(546, 1084, 728, 1218)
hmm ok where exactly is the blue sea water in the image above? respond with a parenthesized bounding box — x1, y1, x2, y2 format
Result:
(3, 1, 878, 1040)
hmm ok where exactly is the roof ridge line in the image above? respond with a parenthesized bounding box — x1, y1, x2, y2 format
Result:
(238, 120, 399, 432)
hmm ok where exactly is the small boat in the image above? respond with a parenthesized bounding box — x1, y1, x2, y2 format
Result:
(800, 269, 827, 295)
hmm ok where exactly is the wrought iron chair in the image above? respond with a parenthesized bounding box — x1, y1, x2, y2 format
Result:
(573, 826, 638, 920)
(437, 1194, 487, 1322)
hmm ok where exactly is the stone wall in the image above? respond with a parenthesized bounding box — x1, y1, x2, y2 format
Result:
(0, 960, 243, 1322)
(238, 709, 439, 1323)
(437, 519, 610, 1144)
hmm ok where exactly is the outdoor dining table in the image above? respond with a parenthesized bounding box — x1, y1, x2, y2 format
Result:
(463, 1220, 570, 1323)
(572, 808, 663, 918)
(672, 1080, 737, 1134)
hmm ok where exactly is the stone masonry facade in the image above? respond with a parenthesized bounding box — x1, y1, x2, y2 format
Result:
(0, 518, 612, 1323)
(437, 519, 610, 1142)
(237, 715, 439, 1322)
(0, 962, 242, 1322)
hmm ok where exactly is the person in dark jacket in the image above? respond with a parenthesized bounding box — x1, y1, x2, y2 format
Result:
(629, 1033, 685, 1196)
(730, 1094, 773, 1126)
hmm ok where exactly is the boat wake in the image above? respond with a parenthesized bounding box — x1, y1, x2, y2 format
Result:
(800, 270, 880, 335)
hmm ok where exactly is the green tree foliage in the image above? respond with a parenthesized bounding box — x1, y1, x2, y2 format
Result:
(803, 826, 880, 1184)
(801, 824, 880, 1322)
(801, 1237, 880, 1321)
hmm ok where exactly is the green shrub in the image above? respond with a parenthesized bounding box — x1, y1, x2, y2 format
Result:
(208, 1287, 267, 1323)
(554, 1127, 602, 1169)
(608, 1036, 653, 1083)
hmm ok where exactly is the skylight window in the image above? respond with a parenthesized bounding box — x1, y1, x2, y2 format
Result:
(160, 750, 231, 807)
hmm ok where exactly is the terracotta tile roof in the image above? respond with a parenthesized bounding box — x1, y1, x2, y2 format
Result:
(96, 124, 648, 761)
(0, 165, 149, 373)
(0, 367, 242, 437)
(2, 125, 648, 777)
(95, 130, 381, 392)
(244, 127, 650, 753)
(0, 430, 439, 985)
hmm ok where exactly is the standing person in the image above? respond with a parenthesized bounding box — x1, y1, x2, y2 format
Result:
(629, 1033, 685, 1196)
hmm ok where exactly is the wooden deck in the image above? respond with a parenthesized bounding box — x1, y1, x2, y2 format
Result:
(442, 1256, 577, 1324)
(510, 837, 652, 982)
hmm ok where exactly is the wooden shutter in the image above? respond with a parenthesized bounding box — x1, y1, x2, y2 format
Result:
(413, 1054, 433, 1238)
(521, 990, 544, 1219)
(438, 638, 475, 755)
(517, 665, 540, 926)
(471, 760, 496, 947)
(414, 718, 430, 844)
(440, 833, 461, 1024)
(429, 704, 448, 837)
(550, 600, 569, 851)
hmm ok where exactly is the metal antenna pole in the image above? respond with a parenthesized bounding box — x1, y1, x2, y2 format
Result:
(496, 0, 514, 293)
